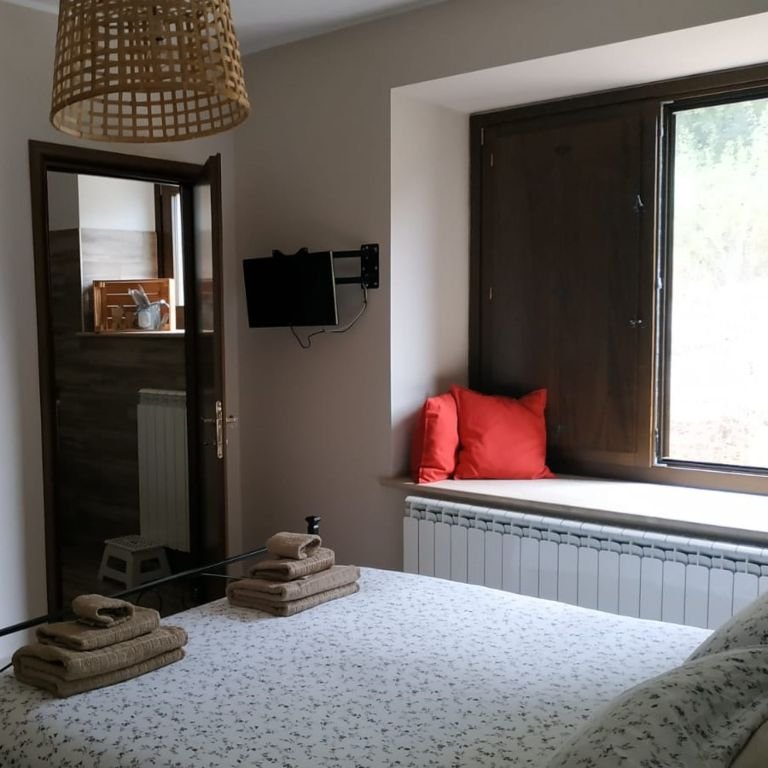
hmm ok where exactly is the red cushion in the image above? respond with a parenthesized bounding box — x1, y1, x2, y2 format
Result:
(410, 393, 459, 483)
(452, 386, 555, 480)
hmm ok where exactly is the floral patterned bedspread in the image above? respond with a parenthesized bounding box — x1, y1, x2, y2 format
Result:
(0, 568, 709, 768)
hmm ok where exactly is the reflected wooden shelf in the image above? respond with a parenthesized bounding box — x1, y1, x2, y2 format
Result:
(77, 330, 185, 338)
(93, 278, 175, 333)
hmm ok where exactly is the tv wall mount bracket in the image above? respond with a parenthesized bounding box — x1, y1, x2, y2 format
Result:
(272, 243, 380, 290)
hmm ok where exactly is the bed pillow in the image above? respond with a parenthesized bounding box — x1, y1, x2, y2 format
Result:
(410, 392, 459, 483)
(688, 591, 768, 662)
(546, 647, 768, 768)
(452, 386, 554, 480)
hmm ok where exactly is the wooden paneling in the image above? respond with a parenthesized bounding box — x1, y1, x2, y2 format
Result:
(80, 229, 157, 282)
(475, 103, 656, 469)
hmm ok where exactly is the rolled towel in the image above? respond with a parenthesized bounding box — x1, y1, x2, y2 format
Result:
(229, 565, 360, 603)
(266, 531, 322, 560)
(249, 547, 335, 581)
(228, 581, 359, 617)
(37, 606, 160, 651)
(13, 626, 187, 682)
(14, 648, 185, 698)
(71, 594, 134, 627)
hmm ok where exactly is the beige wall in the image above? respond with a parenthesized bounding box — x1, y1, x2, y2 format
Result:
(390, 95, 469, 473)
(0, 1, 242, 660)
(234, 0, 768, 568)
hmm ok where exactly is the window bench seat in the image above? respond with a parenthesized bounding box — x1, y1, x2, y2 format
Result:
(382, 476, 768, 547)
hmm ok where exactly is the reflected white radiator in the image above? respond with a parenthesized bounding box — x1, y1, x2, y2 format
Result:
(137, 389, 190, 552)
(403, 496, 768, 629)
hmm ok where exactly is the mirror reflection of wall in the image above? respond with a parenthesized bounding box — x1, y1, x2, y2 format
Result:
(46, 172, 190, 612)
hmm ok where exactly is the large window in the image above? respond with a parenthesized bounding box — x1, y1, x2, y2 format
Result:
(471, 68, 768, 493)
(661, 95, 768, 472)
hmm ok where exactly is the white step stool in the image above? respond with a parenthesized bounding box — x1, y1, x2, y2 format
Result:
(98, 535, 171, 589)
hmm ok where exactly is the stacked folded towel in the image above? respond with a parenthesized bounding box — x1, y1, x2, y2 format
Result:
(227, 532, 360, 616)
(13, 595, 187, 698)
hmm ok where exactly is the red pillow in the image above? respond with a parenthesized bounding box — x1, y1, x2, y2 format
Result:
(410, 393, 459, 483)
(452, 386, 555, 480)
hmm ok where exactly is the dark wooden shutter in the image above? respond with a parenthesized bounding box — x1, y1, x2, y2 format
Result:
(473, 103, 656, 471)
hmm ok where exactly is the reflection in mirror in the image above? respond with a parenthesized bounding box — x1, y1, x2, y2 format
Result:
(46, 171, 192, 615)
(193, 182, 214, 333)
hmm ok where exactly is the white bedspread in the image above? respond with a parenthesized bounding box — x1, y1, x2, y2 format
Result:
(0, 568, 709, 768)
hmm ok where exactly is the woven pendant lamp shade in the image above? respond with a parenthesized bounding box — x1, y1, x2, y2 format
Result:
(51, 0, 250, 142)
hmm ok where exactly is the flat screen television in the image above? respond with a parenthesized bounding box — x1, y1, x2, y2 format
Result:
(243, 251, 338, 327)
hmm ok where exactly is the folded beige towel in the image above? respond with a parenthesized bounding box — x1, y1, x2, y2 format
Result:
(229, 565, 360, 603)
(36, 606, 160, 651)
(249, 547, 335, 581)
(266, 531, 322, 560)
(14, 648, 185, 698)
(14, 626, 187, 682)
(228, 581, 359, 617)
(71, 594, 135, 627)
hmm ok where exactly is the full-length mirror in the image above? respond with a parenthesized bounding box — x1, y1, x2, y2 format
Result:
(46, 171, 188, 610)
(32, 143, 228, 615)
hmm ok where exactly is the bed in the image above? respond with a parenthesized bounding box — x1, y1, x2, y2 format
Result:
(0, 568, 709, 767)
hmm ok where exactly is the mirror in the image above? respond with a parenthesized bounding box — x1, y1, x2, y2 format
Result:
(46, 170, 193, 614)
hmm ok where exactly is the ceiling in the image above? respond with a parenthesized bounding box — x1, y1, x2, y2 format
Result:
(398, 12, 768, 114)
(2, 0, 448, 52)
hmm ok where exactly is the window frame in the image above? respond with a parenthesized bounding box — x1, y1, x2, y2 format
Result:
(655, 87, 768, 480)
(470, 64, 768, 496)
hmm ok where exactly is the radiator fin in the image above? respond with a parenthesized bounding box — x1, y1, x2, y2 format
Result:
(485, 531, 503, 590)
(618, 553, 641, 618)
(558, 543, 579, 606)
(467, 528, 485, 586)
(435, 522, 452, 580)
(418, 519, 435, 577)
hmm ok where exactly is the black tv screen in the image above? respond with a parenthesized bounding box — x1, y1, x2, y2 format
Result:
(243, 252, 338, 327)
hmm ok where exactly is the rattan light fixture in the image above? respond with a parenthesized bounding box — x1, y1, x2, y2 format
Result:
(50, 0, 250, 142)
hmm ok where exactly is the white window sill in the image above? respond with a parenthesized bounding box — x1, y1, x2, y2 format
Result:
(382, 476, 768, 545)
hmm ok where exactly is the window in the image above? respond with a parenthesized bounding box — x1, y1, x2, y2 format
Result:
(471, 67, 768, 493)
(660, 94, 768, 473)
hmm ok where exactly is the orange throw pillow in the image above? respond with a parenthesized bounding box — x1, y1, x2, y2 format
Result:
(410, 393, 459, 483)
(452, 386, 555, 480)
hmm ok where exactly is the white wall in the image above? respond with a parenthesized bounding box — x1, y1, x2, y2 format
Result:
(78, 176, 156, 232)
(390, 95, 469, 473)
(0, 1, 242, 660)
(235, 0, 768, 569)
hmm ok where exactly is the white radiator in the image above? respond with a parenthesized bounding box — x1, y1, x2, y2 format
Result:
(403, 496, 768, 629)
(137, 389, 190, 552)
